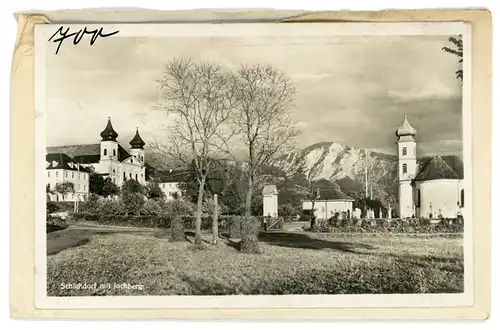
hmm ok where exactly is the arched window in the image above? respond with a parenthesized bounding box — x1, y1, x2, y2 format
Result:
(141, 156, 144, 162)
(135, 173, 138, 180)
(402, 163, 407, 174)
(113, 149, 116, 157)
(123, 172, 126, 181)
(129, 173, 132, 178)
(402, 147, 407, 156)
(104, 149, 107, 156)
(461, 189, 465, 207)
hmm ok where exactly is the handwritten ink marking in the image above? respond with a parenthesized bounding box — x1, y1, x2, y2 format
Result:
(48, 26, 120, 55)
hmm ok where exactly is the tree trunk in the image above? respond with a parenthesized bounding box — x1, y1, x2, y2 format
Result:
(310, 199, 316, 230)
(240, 216, 260, 253)
(241, 175, 259, 253)
(212, 194, 218, 245)
(195, 175, 206, 245)
(244, 175, 253, 217)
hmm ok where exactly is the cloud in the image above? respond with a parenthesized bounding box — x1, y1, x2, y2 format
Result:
(45, 34, 464, 157)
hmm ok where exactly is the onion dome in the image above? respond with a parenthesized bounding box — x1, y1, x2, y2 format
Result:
(129, 127, 145, 149)
(100, 117, 119, 142)
(395, 112, 417, 138)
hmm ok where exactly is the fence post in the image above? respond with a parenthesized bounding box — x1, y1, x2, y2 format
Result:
(212, 194, 218, 244)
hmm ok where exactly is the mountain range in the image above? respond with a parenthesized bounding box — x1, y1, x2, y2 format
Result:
(273, 141, 464, 205)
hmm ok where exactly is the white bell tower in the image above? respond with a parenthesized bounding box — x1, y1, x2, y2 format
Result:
(395, 112, 417, 218)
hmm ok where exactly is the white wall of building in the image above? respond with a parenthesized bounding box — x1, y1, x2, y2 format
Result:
(263, 194, 278, 217)
(47, 168, 89, 202)
(302, 200, 354, 219)
(415, 179, 463, 219)
(398, 182, 414, 218)
(160, 182, 182, 200)
(91, 156, 146, 187)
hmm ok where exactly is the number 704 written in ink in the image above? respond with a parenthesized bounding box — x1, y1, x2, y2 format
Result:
(48, 26, 120, 55)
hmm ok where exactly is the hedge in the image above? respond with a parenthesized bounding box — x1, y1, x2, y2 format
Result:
(311, 217, 464, 234)
(70, 212, 287, 233)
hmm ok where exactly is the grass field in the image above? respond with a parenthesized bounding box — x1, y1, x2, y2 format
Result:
(47, 227, 463, 296)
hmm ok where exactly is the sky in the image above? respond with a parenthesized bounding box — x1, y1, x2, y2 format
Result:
(44, 33, 463, 157)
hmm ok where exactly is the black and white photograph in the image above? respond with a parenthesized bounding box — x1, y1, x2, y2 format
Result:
(33, 22, 472, 309)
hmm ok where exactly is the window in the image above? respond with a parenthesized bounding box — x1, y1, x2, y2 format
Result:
(130, 159, 133, 163)
(402, 147, 407, 156)
(123, 172, 126, 181)
(129, 173, 132, 178)
(65, 171, 68, 178)
(113, 178, 115, 183)
(72, 172, 74, 178)
(135, 174, 138, 180)
(104, 149, 107, 156)
(113, 169, 115, 173)
(141, 156, 144, 162)
(141, 173, 143, 177)
(163, 184, 165, 188)
(460, 189, 465, 207)
(416, 189, 421, 207)
(48, 171, 50, 178)
(56, 171, 58, 177)
(402, 163, 407, 174)
(84, 185, 86, 191)
(113, 149, 116, 157)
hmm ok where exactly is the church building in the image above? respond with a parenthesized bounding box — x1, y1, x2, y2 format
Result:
(47, 118, 147, 191)
(396, 113, 464, 219)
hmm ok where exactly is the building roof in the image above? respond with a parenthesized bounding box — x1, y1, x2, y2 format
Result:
(129, 128, 146, 149)
(46, 143, 132, 163)
(262, 185, 278, 195)
(100, 118, 119, 142)
(414, 155, 461, 181)
(395, 112, 417, 139)
(46, 153, 91, 172)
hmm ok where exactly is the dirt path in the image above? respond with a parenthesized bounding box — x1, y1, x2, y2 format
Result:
(47, 225, 167, 255)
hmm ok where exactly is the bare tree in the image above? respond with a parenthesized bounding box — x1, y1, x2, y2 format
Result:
(232, 64, 300, 220)
(153, 58, 237, 244)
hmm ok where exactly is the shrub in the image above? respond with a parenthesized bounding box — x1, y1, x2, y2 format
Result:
(171, 216, 185, 242)
(46, 215, 68, 233)
(229, 216, 242, 239)
(144, 181, 165, 200)
(79, 193, 100, 214)
(46, 201, 59, 214)
(240, 216, 260, 253)
(120, 193, 146, 215)
(164, 199, 194, 217)
(98, 198, 123, 216)
(121, 179, 145, 195)
(141, 198, 164, 215)
(95, 214, 171, 228)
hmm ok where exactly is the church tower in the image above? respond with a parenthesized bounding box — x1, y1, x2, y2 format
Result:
(100, 117, 119, 162)
(129, 128, 146, 163)
(395, 113, 417, 218)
